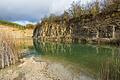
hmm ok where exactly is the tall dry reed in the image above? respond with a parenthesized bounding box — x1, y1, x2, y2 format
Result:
(99, 55, 120, 80)
(0, 31, 19, 69)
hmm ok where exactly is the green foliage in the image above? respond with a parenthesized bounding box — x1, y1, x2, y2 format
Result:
(101, 0, 120, 13)
(0, 20, 24, 29)
(25, 24, 35, 29)
(90, 0, 100, 16)
(69, 1, 83, 17)
(40, 0, 120, 23)
(41, 14, 61, 23)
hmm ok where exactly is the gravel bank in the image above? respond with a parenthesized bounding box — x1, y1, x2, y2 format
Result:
(0, 56, 94, 80)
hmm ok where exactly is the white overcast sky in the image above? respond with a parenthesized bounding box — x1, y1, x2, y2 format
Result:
(0, 0, 93, 22)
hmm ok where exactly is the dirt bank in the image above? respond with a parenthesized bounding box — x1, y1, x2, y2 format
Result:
(0, 25, 33, 38)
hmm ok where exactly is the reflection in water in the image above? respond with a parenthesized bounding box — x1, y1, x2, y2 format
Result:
(33, 39, 120, 80)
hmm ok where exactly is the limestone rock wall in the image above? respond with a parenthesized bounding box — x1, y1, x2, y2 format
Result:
(33, 11, 120, 43)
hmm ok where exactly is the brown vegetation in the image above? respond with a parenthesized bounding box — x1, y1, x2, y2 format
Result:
(99, 55, 120, 80)
(0, 25, 33, 38)
(0, 31, 19, 69)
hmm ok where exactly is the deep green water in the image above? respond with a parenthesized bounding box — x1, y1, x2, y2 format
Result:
(33, 39, 120, 79)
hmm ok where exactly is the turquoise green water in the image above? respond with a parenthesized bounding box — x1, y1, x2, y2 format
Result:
(33, 39, 120, 79)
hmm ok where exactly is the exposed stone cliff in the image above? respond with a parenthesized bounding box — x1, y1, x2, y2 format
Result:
(33, 8, 120, 44)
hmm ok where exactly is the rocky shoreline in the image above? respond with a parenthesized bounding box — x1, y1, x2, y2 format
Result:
(0, 56, 94, 80)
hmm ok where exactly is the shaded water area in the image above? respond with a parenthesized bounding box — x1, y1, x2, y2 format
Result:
(0, 38, 120, 80)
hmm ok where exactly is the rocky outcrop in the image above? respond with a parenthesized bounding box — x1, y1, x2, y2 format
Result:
(33, 10, 120, 43)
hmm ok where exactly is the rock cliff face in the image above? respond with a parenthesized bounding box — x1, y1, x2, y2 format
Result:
(33, 11, 120, 43)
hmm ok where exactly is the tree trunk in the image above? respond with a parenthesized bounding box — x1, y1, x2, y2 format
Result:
(96, 30, 99, 39)
(112, 26, 116, 39)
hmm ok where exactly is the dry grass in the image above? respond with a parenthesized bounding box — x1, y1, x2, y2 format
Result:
(0, 25, 33, 39)
(0, 31, 19, 69)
